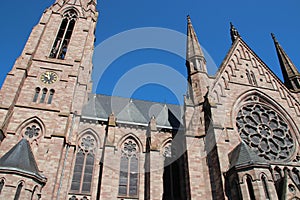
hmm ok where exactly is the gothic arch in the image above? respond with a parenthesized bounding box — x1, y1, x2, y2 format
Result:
(222, 76, 229, 89)
(15, 180, 26, 188)
(230, 59, 238, 70)
(70, 131, 98, 193)
(259, 172, 269, 179)
(61, 7, 80, 18)
(31, 185, 40, 200)
(160, 138, 172, 156)
(241, 174, 254, 184)
(77, 128, 101, 149)
(117, 135, 141, 198)
(251, 58, 257, 68)
(236, 49, 243, 60)
(16, 117, 45, 144)
(232, 89, 300, 161)
(227, 64, 235, 76)
(225, 70, 231, 81)
(212, 90, 220, 103)
(117, 133, 143, 152)
(232, 89, 299, 135)
(245, 51, 251, 60)
(233, 54, 240, 65)
(218, 83, 225, 96)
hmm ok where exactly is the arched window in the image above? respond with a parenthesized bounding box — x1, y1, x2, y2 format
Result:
(71, 134, 96, 193)
(31, 186, 39, 200)
(118, 138, 139, 198)
(47, 89, 55, 104)
(14, 182, 23, 200)
(33, 87, 40, 102)
(246, 176, 256, 200)
(50, 10, 78, 59)
(262, 175, 270, 200)
(0, 179, 4, 194)
(40, 88, 48, 103)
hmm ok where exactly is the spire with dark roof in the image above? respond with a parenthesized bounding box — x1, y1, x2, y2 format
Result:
(186, 15, 207, 73)
(185, 15, 210, 104)
(0, 139, 46, 183)
(272, 33, 300, 92)
(230, 22, 240, 43)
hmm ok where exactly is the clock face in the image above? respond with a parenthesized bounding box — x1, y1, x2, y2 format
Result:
(40, 71, 58, 84)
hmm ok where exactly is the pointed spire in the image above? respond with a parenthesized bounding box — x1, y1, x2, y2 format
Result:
(186, 15, 207, 73)
(185, 15, 209, 104)
(230, 22, 240, 43)
(272, 33, 300, 91)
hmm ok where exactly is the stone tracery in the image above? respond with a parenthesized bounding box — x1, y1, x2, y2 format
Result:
(236, 103, 295, 161)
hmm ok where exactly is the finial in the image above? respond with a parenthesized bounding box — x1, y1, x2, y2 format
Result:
(187, 15, 192, 24)
(271, 33, 278, 44)
(230, 22, 240, 43)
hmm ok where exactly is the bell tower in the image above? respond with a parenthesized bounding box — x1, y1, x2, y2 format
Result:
(0, 0, 98, 199)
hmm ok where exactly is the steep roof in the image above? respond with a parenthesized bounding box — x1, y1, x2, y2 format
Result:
(186, 15, 205, 61)
(228, 142, 268, 169)
(82, 94, 184, 129)
(0, 139, 46, 183)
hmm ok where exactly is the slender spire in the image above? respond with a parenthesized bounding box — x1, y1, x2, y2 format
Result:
(271, 33, 300, 91)
(185, 15, 209, 104)
(186, 15, 207, 73)
(230, 22, 240, 43)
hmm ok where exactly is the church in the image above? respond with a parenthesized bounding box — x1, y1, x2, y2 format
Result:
(1, 0, 300, 199)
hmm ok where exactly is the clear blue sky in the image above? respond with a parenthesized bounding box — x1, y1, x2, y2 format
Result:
(0, 0, 299, 105)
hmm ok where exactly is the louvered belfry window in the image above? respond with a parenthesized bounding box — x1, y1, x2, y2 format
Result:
(49, 9, 77, 59)
(118, 138, 139, 198)
(71, 135, 96, 193)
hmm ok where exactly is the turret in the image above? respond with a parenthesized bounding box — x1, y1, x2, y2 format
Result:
(185, 15, 209, 104)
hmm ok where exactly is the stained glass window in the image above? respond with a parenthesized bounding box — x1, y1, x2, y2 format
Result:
(71, 135, 96, 193)
(236, 103, 294, 161)
(118, 138, 139, 197)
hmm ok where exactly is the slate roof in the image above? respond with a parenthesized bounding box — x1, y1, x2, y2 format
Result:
(82, 94, 184, 129)
(0, 139, 46, 183)
(228, 142, 268, 169)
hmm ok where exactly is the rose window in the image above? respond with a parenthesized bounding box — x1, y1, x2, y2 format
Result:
(80, 135, 95, 152)
(122, 140, 137, 158)
(236, 104, 294, 161)
(24, 125, 40, 139)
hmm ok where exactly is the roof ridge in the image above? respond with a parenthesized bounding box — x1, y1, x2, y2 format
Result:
(92, 93, 183, 106)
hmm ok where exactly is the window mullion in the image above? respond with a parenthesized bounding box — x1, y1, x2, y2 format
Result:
(127, 157, 131, 196)
(56, 19, 70, 58)
(79, 152, 88, 193)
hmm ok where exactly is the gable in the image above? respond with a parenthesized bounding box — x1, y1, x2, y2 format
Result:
(208, 38, 300, 118)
